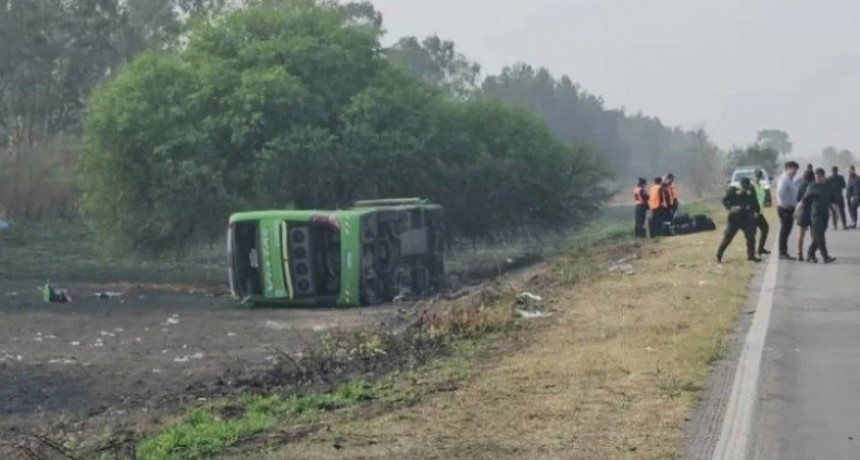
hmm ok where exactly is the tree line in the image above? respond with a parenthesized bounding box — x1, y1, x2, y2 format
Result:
(2, 0, 735, 253)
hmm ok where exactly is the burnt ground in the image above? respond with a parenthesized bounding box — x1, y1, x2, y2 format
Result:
(0, 280, 407, 432)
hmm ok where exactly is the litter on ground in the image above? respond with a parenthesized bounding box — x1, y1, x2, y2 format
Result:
(515, 309, 553, 319)
(516, 292, 543, 303)
(94, 291, 124, 299)
(609, 263, 635, 275)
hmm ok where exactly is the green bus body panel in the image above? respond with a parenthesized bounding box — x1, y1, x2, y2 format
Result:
(229, 209, 370, 307)
(336, 212, 363, 307)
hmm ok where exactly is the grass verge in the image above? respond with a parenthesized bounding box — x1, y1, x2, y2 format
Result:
(264, 203, 756, 459)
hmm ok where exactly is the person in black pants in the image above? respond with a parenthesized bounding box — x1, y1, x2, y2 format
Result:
(828, 166, 848, 230)
(633, 178, 649, 237)
(846, 166, 860, 228)
(716, 178, 761, 264)
(775, 161, 799, 259)
(803, 168, 837, 263)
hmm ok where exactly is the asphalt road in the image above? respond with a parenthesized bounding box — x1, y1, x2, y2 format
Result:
(694, 225, 860, 459)
(750, 226, 860, 460)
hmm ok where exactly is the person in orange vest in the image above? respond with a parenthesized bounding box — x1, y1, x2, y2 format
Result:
(648, 177, 671, 237)
(633, 177, 649, 237)
(665, 173, 679, 220)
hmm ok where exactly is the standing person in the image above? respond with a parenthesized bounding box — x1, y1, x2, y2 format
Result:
(648, 177, 670, 237)
(802, 168, 837, 263)
(752, 170, 771, 255)
(665, 173, 679, 220)
(716, 178, 761, 264)
(633, 178, 649, 238)
(846, 166, 860, 228)
(776, 161, 800, 259)
(828, 166, 848, 230)
(795, 169, 815, 261)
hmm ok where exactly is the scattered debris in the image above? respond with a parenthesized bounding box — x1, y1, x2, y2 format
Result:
(94, 291, 124, 299)
(264, 320, 290, 331)
(609, 263, 635, 275)
(92, 339, 105, 347)
(515, 309, 553, 319)
(42, 283, 72, 303)
(173, 352, 204, 363)
(98, 330, 116, 338)
(515, 292, 552, 319)
(165, 314, 180, 325)
(516, 292, 543, 303)
(0, 354, 23, 362)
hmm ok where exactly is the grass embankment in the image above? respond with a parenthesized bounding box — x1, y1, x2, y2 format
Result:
(120, 204, 756, 460)
(270, 204, 755, 459)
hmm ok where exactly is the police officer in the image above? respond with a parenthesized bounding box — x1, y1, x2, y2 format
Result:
(716, 177, 761, 264)
(633, 178, 649, 237)
(828, 166, 848, 230)
(802, 168, 837, 264)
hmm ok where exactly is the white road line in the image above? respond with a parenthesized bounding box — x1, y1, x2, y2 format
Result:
(712, 250, 781, 460)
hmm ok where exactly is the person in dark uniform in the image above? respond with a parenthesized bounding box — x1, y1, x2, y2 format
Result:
(828, 166, 848, 230)
(846, 165, 860, 228)
(633, 178, 649, 238)
(802, 168, 837, 264)
(795, 169, 815, 261)
(716, 177, 761, 264)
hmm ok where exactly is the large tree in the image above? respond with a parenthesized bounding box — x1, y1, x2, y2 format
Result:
(482, 64, 629, 176)
(387, 35, 481, 100)
(81, 0, 608, 252)
(0, 0, 221, 150)
(756, 129, 793, 156)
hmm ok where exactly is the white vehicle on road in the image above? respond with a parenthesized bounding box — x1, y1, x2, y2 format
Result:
(729, 166, 772, 207)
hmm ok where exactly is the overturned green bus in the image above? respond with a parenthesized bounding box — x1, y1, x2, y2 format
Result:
(228, 198, 444, 307)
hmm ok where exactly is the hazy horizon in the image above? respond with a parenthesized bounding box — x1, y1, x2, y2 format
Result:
(366, 0, 860, 156)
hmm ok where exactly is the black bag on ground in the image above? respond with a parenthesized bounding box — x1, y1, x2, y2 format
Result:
(672, 212, 693, 226)
(669, 223, 695, 235)
(693, 214, 717, 232)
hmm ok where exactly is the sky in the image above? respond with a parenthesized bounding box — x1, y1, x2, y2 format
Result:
(364, 0, 860, 156)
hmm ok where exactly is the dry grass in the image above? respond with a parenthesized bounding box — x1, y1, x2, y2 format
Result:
(271, 210, 755, 459)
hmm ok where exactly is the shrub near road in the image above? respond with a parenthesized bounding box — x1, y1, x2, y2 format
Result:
(80, 0, 609, 254)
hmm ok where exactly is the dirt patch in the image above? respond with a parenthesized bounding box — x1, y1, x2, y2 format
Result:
(0, 283, 396, 429)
